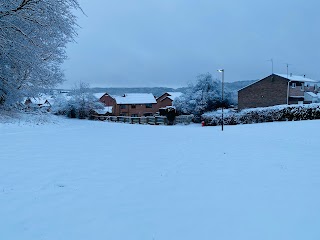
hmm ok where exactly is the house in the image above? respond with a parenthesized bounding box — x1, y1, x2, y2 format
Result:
(156, 92, 183, 109)
(97, 93, 158, 117)
(94, 93, 116, 107)
(238, 73, 319, 110)
(24, 95, 54, 110)
(113, 93, 158, 117)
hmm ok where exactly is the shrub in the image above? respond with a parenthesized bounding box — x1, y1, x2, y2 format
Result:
(202, 104, 320, 126)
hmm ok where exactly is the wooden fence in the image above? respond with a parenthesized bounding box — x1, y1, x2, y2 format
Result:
(90, 115, 193, 125)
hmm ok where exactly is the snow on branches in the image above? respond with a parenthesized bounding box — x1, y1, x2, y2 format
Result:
(174, 73, 233, 119)
(0, 0, 81, 108)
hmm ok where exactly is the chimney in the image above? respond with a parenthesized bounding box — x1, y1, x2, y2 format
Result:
(304, 74, 306, 78)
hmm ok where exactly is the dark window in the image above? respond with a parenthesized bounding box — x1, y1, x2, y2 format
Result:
(131, 114, 138, 117)
(144, 113, 153, 116)
(145, 104, 153, 108)
(120, 105, 126, 109)
(131, 104, 136, 109)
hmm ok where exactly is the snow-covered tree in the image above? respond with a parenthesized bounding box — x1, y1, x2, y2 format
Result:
(0, 0, 81, 108)
(174, 73, 232, 118)
(52, 82, 104, 119)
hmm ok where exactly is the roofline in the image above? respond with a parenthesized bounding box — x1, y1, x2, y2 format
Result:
(156, 93, 168, 101)
(160, 96, 174, 102)
(274, 73, 319, 83)
(116, 102, 157, 105)
(238, 74, 277, 92)
(100, 92, 116, 101)
(238, 73, 319, 92)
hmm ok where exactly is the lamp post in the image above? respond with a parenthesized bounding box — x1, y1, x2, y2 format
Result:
(217, 69, 224, 131)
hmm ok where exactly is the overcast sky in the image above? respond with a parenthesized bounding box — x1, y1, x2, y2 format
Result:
(62, 0, 320, 88)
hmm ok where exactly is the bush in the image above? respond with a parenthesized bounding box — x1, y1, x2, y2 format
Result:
(174, 73, 233, 120)
(52, 82, 104, 119)
(202, 104, 320, 126)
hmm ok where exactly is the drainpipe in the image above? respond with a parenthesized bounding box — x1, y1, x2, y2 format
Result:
(286, 80, 291, 105)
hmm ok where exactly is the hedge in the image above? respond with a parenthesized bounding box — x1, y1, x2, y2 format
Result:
(202, 104, 320, 126)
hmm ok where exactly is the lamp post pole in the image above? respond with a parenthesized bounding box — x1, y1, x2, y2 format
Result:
(218, 69, 224, 131)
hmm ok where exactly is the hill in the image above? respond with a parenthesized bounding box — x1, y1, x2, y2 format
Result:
(56, 80, 255, 98)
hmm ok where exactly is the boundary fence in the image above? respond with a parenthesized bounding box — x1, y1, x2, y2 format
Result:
(90, 115, 193, 125)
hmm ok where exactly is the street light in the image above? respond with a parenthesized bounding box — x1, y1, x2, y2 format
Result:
(217, 69, 224, 131)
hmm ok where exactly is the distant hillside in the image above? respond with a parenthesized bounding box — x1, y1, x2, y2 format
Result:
(88, 87, 188, 98)
(55, 81, 255, 98)
(225, 80, 256, 91)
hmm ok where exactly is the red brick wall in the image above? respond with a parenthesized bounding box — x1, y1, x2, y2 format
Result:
(99, 94, 116, 115)
(100, 95, 116, 106)
(238, 75, 289, 110)
(156, 97, 173, 109)
(289, 82, 304, 97)
(114, 103, 158, 117)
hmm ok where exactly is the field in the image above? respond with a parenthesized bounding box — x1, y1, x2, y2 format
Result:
(1, 118, 320, 240)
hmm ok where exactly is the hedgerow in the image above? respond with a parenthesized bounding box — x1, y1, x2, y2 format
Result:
(202, 104, 320, 126)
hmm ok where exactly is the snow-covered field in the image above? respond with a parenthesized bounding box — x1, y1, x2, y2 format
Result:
(1, 118, 320, 240)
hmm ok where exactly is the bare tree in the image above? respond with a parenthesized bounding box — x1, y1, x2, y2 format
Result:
(0, 0, 81, 108)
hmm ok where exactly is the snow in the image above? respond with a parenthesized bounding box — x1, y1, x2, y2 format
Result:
(94, 106, 113, 114)
(275, 73, 318, 83)
(239, 74, 319, 92)
(1, 118, 320, 240)
(113, 93, 157, 104)
(24, 94, 55, 106)
(305, 91, 317, 97)
(166, 92, 183, 100)
(93, 92, 107, 99)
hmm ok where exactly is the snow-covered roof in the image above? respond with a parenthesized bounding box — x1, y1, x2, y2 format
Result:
(93, 92, 107, 99)
(275, 73, 318, 83)
(166, 92, 183, 101)
(95, 106, 113, 114)
(24, 95, 54, 105)
(305, 92, 318, 97)
(239, 74, 319, 92)
(113, 93, 156, 104)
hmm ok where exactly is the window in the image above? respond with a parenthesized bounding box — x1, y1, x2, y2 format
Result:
(131, 114, 138, 117)
(301, 84, 304, 91)
(144, 113, 153, 116)
(131, 104, 136, 109)
(120, 105, 126, 109)
(291, 83, 296, 88)
(145, 104, 153, 108)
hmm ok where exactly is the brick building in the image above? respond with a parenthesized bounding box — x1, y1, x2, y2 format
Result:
(156, 92, 183, 109)
(96, 93, 158, 117)
(113, 93, 158, 117)
(96, 91, 184, 116)
(238, 73, 319, 110)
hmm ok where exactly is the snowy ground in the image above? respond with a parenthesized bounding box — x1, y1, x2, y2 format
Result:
(1, 118, 320, 240)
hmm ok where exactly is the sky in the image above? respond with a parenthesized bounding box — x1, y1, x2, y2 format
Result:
(62, 0, 320, 88)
